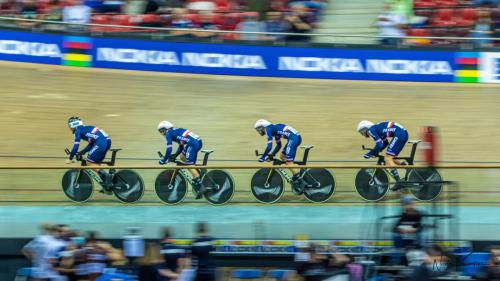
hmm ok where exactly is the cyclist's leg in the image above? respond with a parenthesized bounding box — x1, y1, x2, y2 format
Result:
(385, 132, 408, 189)
(283, 137, 301, 175)
(284, 137, 306, 192)
(182, 143, 204, 198)
(86, 141, 112, 191)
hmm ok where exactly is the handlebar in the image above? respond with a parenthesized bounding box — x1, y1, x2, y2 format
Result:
(65, 148, 83, 161)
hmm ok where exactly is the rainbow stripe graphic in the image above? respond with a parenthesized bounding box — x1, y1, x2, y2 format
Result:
(455, 52, 480, 83)
(62, 36, 92, 67)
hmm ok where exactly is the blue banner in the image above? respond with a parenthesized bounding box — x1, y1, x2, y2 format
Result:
(0, 30, 61, 65)
(0, 30, 458, 82)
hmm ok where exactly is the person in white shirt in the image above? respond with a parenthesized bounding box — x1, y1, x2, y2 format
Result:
(22, 223, 65, 280)
(375, 3, 407, 46)
(63, 0, 91, 31)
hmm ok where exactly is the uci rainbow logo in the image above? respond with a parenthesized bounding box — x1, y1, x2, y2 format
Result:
(62, 36, 92, 67)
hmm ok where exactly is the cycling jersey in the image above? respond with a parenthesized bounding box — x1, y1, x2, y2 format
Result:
(163, 128, 202, 164)
(70, 126, 110, 162)
(261, 124, 302, 162)
(367, 121, 408, 157)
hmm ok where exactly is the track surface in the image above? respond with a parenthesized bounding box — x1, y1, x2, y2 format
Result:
(1, 61, 499, 204)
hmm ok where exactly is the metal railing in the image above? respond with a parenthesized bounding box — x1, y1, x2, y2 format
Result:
(0, 16, 499, 43)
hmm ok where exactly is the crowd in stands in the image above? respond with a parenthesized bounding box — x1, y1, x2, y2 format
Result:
(19, 196, 500, 281)
(376, 0, 500, 47)
(0, 0, 326, 41)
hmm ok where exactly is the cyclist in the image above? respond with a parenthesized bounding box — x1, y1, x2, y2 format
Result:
(157, 121, 205, 199)
(66, 117, 112, 193)
(254, 119, 305, 193)
(357, 120, 409, 190)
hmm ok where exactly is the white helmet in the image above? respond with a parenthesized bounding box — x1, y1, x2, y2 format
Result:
(157, 121, 173, 132)
(68, 116, 83, 129)
(254, 119, 271, 129)
(357, 120, 374, 133)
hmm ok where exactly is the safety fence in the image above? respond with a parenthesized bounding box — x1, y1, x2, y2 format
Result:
(0, 17, 499, 83)
(0, 164, 499, 204)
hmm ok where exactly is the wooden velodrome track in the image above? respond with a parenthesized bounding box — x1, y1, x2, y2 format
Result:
(0, 61, 499, 205)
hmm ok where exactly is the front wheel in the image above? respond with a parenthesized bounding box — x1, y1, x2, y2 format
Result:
(112, 170, 145, 203)
(407, 168, 443, 201)
(61, 169, 93, 203)
(202, 170, 235, 205)
(355, 168, 389, 201)
(302, 168, 336, 203)
(155, 170, 188, 204)
(251, 168, 285, 203)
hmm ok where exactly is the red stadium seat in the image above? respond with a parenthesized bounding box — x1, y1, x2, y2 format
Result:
(139, 14, 159, 24)
(414, 0, 436, 8)
(220, 13, 242, 30)
(456, 8, 477, 26)
(407, 28, 431, 37)
(215, 0, 230, 12)
(414, 8, 433, 17)
(158, 14, 172, 26)
(184, 13, 201, 25)
(431, 8, 456, 26)
(91, 14, 112, 32)
(212, 13, 224, 25)
(435, 0, 459, 7)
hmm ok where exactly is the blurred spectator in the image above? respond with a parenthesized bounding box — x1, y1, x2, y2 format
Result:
(236, 12, 263, 40)
(193, 11, 219, 38)
(264, 11, 287, 40)
(191, 222, 216, 281)
(22, 223, 62, 280)
(375, 3, 407, 46)
(477, 247, 500, 280)
(43, 0, 63, 21)
(144, 0, 160, 13)
(63, 0, 91, 32)
(295, 244, 350, 281)
(391, 195, 423, 264)
(137, 242, 169, 281)
(85, 231, 125, 280)
(471, 9, 494, 47)
(17, 0, 38, 28)
(170, 8, 194, 36)
(284, 5, 313, 42)
(404, 245, 450, 281)
(100, 0, 124, 13)
(160, 227, 187, 280)
(473, 0, 500, 7)
(123, 0, 147, 15)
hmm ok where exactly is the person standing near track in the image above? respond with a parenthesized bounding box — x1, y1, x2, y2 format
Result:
(254, 119, 306, 193)
(357, 120, 409, 190)
(157, 121, 205, 199)
(66, 117, 112, 194)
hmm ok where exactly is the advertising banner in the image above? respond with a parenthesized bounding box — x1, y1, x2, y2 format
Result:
(0, 29, 489, 83)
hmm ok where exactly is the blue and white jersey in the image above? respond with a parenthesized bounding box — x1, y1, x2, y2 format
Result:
(368, 121, 406, 143)
(163, 128, 202, 160)
(265, 124, 300, 141)
(70, 125, 110, 160)
(367, 121, 407, 156)
(260, 124, 300, 159)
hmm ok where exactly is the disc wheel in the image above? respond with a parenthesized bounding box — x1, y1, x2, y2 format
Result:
(61, 169, 93, 203)
(155, 170, 188, 204)
(303, 168, 336, 203)
(112, 170, 145, 203)
(202, 170, 235, 205)
(355, 168, 389, 201)
(251, 168, 285, 203)
(408, 168, 443, 201)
